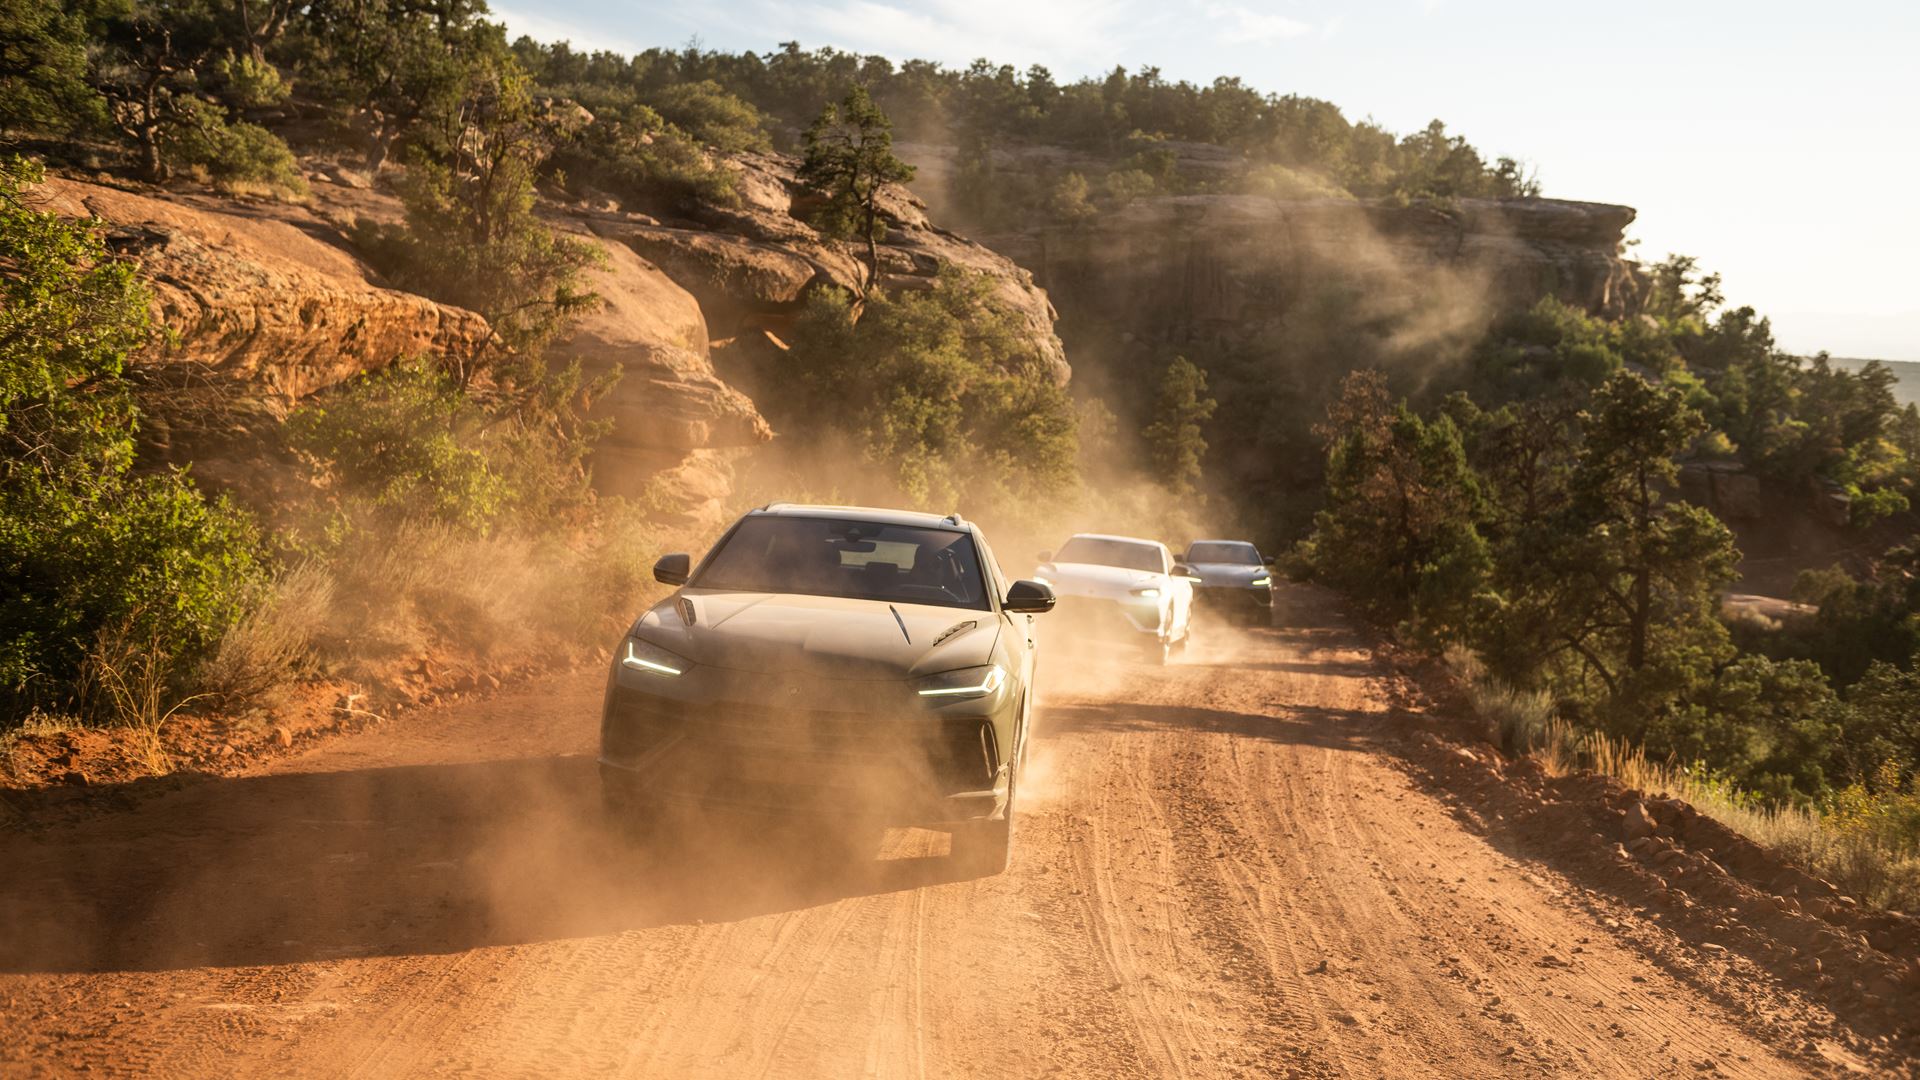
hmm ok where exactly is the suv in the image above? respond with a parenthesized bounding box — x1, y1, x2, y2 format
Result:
(599, 504, 1054, 873)
(1182, 540, 1274, 623)
(1035, 533, 1195, 664)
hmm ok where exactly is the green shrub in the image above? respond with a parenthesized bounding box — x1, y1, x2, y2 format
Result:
(645, 80, 768, 152)
(163, 98, 309, 198)
(0, 156, 264, 721)
(1, 467, 263, 716)
(286, 362, 508, 534)
(775, 268, 1077, 513)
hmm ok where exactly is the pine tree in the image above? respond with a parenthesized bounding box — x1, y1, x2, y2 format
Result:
(1142, 356, 1216, 497)
(797, 85, 914, 296)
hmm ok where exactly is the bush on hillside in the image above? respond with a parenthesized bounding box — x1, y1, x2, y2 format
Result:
(0, 157, 263, 720)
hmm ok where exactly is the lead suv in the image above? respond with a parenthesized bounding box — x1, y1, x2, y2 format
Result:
(599, 504, 1054, 873)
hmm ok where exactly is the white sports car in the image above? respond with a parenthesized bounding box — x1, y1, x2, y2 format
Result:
(1035, 533, 1196, 664)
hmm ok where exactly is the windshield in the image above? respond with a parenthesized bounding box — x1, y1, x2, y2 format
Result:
(694, 516, 990, 610)
(1053, 537, 1164, 574)
(1186, 541, 1262, 565)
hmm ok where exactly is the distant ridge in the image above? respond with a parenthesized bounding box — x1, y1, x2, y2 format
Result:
(1832, 357, 1920, 405)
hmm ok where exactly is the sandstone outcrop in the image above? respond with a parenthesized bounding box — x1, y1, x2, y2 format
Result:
(38, 177, 491, 400)
(591, 151, 1068, 383)
(897, 139, 1637, 385)
(42, 175, 772, 523)
(547, 231, 771, 516)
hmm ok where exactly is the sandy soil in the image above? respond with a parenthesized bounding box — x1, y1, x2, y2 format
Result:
(0, 586, 1898, 1077)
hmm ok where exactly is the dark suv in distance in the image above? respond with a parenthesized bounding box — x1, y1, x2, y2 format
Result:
(599, 503, 1055, 873)
(1181, 540, 1273, 624)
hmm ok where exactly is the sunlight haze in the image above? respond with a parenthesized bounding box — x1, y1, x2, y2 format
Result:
(496, 0, 1920, 360)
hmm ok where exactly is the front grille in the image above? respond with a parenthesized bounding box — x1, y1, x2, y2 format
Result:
(1049, 595, 1158, 635)
(603, 686, 997, 796)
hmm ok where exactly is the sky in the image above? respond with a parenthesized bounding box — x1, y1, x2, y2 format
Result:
(494, 0, 1920, 361)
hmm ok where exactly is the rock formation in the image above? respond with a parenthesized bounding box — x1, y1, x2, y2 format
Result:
(38, 147, 1069, 524)
(39, 175, 772, 523)
(897, 139, 1638, 390)
(596, 152, 1067, 382)
(38, 178, 492, 401)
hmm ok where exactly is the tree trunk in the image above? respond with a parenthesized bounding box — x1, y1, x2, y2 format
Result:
(365, 126, 391, 172)
(1626, 462, 1653, 671)
(1626, 567, 1650, 671)
(860, 198, 881, 298)
(139, 133, 164, 181)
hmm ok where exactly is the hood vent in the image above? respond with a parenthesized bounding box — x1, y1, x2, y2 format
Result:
(676, 597, 696, 626)
(931, 620, 978, 647)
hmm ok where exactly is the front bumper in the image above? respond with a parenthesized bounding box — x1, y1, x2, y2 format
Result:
(598, 666, 1013, 824)
(1044, 594, 1166, 642)
(1193, 584, 1272, 618)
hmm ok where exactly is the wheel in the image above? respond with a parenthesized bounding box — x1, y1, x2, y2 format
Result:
(955, 813, 1011, 875)
(601, 783, 662, 845)
(955, 759, 1017, 876)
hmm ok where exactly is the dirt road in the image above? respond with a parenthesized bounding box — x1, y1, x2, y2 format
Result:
(0, 586, 1884, 1077)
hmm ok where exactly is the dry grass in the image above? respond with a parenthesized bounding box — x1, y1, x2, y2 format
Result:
(1445, 647, 1920, 914)
(0, 710, 80, 783)
(79, 621, 201, 737)
(295, 505, 687, 692)
(200, 561, 335, 706)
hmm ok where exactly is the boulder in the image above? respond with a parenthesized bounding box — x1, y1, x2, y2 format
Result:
(38, 177, 491, 401)
(1622, 801, 1658, 842)
(547, 231, 772, 523)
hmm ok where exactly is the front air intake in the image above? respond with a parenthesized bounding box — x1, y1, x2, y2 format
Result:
(931, 620, 978, 647)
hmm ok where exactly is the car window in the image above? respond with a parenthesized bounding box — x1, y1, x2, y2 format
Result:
(1053, 537, 1165, 573)
(1187, 542, 1261, 565)
(694, 517, 990, 610)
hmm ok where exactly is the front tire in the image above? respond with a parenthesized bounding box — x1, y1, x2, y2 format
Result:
(955, 812, 1011, 875)
(601, 782, 661, 845)
(955, 758, 1017, 876)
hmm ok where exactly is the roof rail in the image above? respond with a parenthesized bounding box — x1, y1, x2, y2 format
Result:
(755, 501, 787, 513)
(944, 512, 966, 526)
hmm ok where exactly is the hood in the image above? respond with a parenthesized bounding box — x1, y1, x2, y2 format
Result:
(1042, 561, 1164, 599)
(1189, 562, 1269, 587)
(633, 590, 998, 679)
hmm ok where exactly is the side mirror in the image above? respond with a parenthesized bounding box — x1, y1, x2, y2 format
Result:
(1170, 563, 1202, 582)
(1005, 579, 1056, 614)
(653, 552, 691, 586)
(1036, 549, 1053, 564)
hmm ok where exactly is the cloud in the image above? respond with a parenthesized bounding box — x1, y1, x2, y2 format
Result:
(491, 3, 650, 54)
(1204, 3, 1312, 45)
(740, 0, 1155, 70)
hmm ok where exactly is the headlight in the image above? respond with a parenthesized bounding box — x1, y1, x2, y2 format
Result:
(1250, 576, 1271, 587)
(1130, 587, 1160, 598)
(621, 636, 688, 677)
(916, 664, 1006, 699)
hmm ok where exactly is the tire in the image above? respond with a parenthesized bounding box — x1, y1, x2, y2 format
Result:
(1150, 636, 1172, 665)
(955, 752, 1017, 876)
(601, 783, 661, 845)
(955, 813, 1011, 876)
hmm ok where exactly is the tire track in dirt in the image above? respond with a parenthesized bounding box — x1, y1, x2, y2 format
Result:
(0, 583, 1899, 1078)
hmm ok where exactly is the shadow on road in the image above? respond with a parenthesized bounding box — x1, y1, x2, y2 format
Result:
(1041, 700, 1378, 752)
(0, 754, 979, 976)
